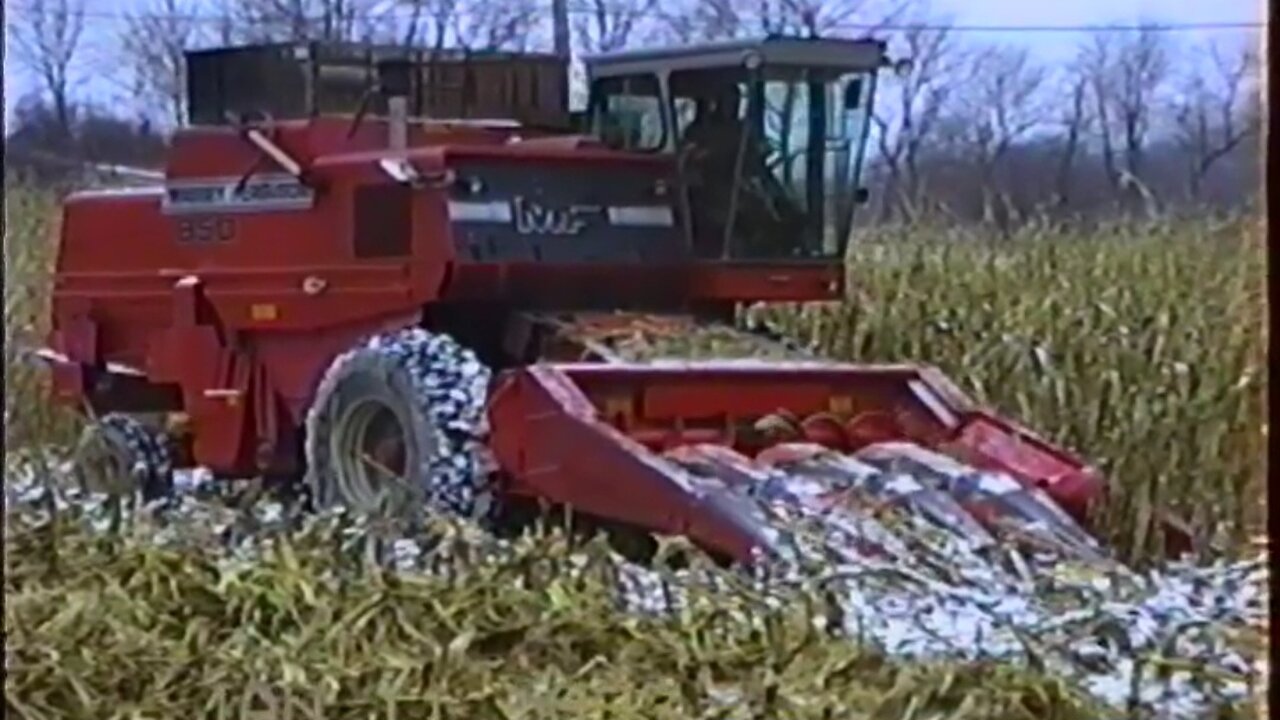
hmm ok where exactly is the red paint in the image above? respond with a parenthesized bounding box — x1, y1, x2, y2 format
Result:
(800, 414, 847, 451)
(844, 411, 903, 450)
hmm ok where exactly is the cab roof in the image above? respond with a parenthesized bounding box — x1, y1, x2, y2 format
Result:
(583, 35, 889, 79)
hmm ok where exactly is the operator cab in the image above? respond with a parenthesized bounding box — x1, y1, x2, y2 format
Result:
(584, 36, 886, 261)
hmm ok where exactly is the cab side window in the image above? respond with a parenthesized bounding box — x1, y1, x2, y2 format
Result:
(592, 74, 665, 152)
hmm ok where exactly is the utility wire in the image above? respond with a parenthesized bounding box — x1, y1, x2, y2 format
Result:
(4, 1, 1267, 32)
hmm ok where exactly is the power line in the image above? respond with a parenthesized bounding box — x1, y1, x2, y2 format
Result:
(836, 20, 1265, 33)
(5, 1, 1267, 33)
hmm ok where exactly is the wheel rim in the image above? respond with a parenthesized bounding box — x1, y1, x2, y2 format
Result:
(330, 398, 415, 515)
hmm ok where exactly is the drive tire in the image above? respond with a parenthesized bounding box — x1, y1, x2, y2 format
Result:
(303, 328, 494, 523)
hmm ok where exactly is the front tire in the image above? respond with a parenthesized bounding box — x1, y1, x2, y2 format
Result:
(303, 328, 494, 523)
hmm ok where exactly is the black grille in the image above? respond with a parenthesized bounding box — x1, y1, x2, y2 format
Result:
(448, 160, 687, 264)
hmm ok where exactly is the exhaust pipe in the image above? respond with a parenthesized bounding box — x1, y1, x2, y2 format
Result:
(377, 58, 413, 152)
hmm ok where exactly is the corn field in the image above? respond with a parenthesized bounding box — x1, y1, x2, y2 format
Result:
(5, 186, 80, 453)
(3, 183, 1268, 718)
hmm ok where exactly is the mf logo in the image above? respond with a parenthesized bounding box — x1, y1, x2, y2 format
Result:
(512, 196, 600, 236)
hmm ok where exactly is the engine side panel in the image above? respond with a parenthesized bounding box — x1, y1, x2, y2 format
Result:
(445, 158, 686, 264)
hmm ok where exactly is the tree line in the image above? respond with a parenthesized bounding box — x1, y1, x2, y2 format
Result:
(7, 0, 1263, 226)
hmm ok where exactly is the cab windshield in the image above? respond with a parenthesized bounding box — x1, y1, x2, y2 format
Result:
(592, 64, 875, 261)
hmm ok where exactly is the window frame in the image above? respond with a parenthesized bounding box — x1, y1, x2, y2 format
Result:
(588, 72, 670, 154)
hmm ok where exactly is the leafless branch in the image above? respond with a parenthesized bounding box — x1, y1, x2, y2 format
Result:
(10, 0, 86, 135)
(870, 9, 961, 220)
(1078, 23, 1171, 203)
(450, 0, 541, 51)
(122, 0, 206, 127)
(1170, 37, 1261, 201)
(574, 0, 659, 54)
(948, 44, 1046, 227)
(1050, 65, 1093, 209)
(656, 0, 904, 43)
(215, 0, 370, 43)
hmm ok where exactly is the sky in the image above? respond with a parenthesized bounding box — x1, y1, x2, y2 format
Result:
(2, 0, 1266, 128)
(927, 0, 1262, 62)
(934, 0, 1260, 29)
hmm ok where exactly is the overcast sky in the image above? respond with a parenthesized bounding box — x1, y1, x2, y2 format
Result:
(2, 0, 1265, 127)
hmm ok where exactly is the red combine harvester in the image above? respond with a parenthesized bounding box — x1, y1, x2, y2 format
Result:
(39, 38, 1191, 564)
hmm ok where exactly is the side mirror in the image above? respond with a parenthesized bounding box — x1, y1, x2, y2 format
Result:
(843, 79, 863, 110)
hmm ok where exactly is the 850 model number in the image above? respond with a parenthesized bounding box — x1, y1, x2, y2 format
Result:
(176, 217, 236, 244)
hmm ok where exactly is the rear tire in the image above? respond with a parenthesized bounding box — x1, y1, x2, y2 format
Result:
(303, 328, 494, 523)
(72, 413, 173, 502)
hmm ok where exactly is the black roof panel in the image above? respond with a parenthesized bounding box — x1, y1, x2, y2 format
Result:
(583, 36, 888, 78)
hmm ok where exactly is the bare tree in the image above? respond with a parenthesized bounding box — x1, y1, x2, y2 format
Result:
(657, 0, 746, 42)
(1171, 38, 1262, 202)
(769, 0, 907, 36)
(450, 0, 542, 51)
(948, 44, 1047, 229)
(9, 0, 86, 136)
(219, 0, 370, 43)
(121, 0, 206, 127)
(869, 13, 960, 221)
(1079, 24, 1171, 209)
(211, 3, 238, 45)
(657, 0, 902, 43)
(212, 0, 540, 50)
(1050, 65, 1093, 210)
(574, 0, 659, 54)
(395, 2, 425, 45)
(348, 1, 414, 43)
(395, 0, 457, 50)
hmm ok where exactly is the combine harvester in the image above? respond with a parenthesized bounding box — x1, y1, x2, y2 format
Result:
(37, 37, 1192, 572)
